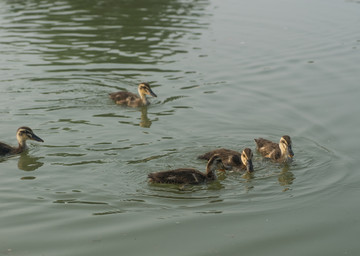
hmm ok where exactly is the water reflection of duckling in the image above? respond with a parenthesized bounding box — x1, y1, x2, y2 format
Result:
(0, 127, 44, 156)
(278, 165, 295, 188)
(148, 155, 224, 185)
(17, 152, 44, 171)
(254, 135, 294, 162)
(109, 82, 157, 107)
(198, 148, 254, 173)
(139, 106, 152, 128)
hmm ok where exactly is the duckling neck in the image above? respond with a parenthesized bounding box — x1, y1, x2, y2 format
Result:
(16, 133, 27, 148)
(138, 89, 149, 105)
(15, 141, 27, 153)
(206, 168, 216, 180)
(279, 143, 287, 157)
(279, 145, 291, 161)
(140, 94, 149, 105)
(280, 148, 286, 157)
(205, 161, 218, 179)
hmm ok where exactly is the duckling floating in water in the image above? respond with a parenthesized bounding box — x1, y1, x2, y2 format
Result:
(109, 82, 157, 107)
(254, 135, 294, 162)
(0, 127, 44, 156)
(148, 155, 224, 185)
(198, 148, 254, 173)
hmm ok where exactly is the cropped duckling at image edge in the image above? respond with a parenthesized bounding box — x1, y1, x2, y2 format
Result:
(254, 135, 294, 162)
(109, 82, 157, 107)
(198, 148, 254, 173)
(148, 155, 225, 185)
(0, 127, 44, 156)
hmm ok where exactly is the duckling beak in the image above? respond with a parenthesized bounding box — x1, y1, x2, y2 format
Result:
(246, 159, 254, 173)
(30, 133, 44, 142)
(148, 88, 157, 98)
(288, 145, 294, 158)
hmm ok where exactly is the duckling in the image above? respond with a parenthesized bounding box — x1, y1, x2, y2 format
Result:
(0, 127, 44, 156)
(148, 155, 224, 185)
(254, 135, 294, 162)
(198, 148, 254, 173)
(109, 82, 157, 107)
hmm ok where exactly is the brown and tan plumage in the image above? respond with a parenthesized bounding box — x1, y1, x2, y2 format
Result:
(0, 127, 44, 156)
(254, 135, 294, 162)
(198, 148, 254, 173)
(109, 82, 157, 107)
(148, 155, 224, 185)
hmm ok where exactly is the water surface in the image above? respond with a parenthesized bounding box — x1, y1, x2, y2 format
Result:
(1, 0, 360, 255)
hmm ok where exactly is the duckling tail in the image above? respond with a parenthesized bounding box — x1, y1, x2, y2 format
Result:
(197, 152, 211, 160)
(147, 173, 156, 183)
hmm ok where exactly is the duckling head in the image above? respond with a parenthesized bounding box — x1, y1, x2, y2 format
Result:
(16, 127, 44, 148)
(207, 154, 225, 174)
(138, 82, 157, 98)
(279, 135, 294, 159)
(241, 148, 254, 172)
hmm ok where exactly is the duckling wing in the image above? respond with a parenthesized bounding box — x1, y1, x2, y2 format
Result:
(254, 138, 273, 148)
(255, 138, 280, 158)
(148, 168, 206, 184)
(198, 148, 242, 168)
(0, 142, 14, 155)
(109, 91, 138, 102)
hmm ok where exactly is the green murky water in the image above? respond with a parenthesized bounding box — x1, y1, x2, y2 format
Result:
(1, 0, 360, 255)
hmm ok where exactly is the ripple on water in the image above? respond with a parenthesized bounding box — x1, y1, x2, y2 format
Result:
(129, 136, 343, 214)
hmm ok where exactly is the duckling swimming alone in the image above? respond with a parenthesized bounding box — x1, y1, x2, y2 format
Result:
(109, 82, 157, 107)
(254, 135, 294, 162)
(0, 127, 44, 156)
(198, 148, 254, 173)
(148, 155, 224, 185)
